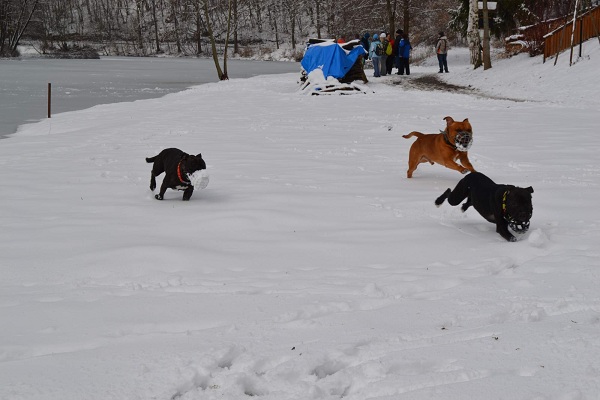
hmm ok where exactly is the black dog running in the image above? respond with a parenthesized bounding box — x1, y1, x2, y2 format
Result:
(435, 172, 533, 242)
(146, 148, 206, 201)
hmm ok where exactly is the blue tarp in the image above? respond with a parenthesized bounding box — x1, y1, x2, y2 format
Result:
(300, 43, 366, 79)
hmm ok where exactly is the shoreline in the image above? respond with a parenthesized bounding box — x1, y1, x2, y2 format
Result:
(1, 57, 299, 140)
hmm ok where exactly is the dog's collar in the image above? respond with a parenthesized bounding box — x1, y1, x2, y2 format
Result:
(177, 161, 190, 184)
(501, 190, 509, 216)
(441, 129, 456, 149)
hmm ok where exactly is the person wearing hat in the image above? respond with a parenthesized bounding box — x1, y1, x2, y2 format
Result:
(379, 32, 389, 76)
(436, 31, 449, 73)
(398, 32, 412, 75)
(394, 29, 404, 74)
(369, 33, 382, 77)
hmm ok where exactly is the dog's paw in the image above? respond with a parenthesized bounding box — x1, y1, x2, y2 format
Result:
(155, 194, 164, 200)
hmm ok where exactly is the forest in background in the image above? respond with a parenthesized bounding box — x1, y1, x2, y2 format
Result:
(0, 0, 587, 58)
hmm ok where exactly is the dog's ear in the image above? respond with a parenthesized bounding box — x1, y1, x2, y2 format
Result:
(443, 116, 454, 126)
(196, 153, 202, 158)
(463, 118, 469, 123)
(526, 186, 534, 194)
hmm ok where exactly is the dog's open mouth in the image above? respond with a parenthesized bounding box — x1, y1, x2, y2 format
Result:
(455, 131, 473, 152)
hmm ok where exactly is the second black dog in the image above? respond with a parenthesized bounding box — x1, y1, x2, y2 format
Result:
(435, 172, 533, 242)
(146, 148, 206, 201)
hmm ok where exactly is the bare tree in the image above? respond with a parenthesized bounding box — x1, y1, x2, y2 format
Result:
(384, 0, 398, 35)
(202, 0, 232, 80)
(467, 0, 481, 67)
(231, 0, 238, 54)
(402, 0, 410, 33)
(481, 0, 491, 69)
(0, 0, 40, 56)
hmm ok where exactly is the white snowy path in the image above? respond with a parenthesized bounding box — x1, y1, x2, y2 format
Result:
(1, 44, 599, 400)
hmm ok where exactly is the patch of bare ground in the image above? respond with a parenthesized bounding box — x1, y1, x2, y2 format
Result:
(392, 74, 527, 102)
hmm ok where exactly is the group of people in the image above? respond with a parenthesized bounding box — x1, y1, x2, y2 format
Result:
(359, 30, 449, 77)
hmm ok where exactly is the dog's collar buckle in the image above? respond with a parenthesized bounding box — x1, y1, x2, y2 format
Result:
(177, 161, 190, 184)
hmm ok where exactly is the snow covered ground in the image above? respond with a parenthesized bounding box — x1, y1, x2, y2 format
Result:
(1, 42, 599, 400)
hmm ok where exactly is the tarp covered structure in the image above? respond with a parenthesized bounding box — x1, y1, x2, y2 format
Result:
(300, 40, 367, 80)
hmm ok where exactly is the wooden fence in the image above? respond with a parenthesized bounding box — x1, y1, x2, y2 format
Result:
(544, 5, 600, 62)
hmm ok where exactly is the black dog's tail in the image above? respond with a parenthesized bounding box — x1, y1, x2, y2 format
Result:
(145, 156, 156, 163)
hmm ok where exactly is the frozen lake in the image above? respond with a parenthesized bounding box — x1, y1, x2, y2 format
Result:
(0, 57, 299, 139)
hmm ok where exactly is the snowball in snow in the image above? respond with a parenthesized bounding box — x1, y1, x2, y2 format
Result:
(527, 228, 548, 248)
(187, 170, 209, 189)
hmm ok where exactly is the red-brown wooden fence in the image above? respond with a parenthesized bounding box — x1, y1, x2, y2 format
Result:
(544, 5, 600, 62)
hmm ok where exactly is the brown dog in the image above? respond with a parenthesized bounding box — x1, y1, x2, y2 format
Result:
(402, 116, 476, 178)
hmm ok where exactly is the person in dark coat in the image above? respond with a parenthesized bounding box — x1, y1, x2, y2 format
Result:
(398, 33, 412, 75)
(394, 29, 404, 74)
(385, 33, 395, 75)
(361, 32, 371, 59)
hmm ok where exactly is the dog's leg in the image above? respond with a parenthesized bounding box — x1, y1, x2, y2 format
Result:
(406, 153, 421, 178)
(182, 186, 194, 201)
(457, 153, 476, 173)
(149, 172, 156, 191)
(496, 219, 516, 242)
(435, 189, 451, 207)
(149, 161, 164, 192)
(444, 160, 471, 174)
(155, 181, 169, 200)
(461, 196, 472, 212)
(444, 177, 471, 207)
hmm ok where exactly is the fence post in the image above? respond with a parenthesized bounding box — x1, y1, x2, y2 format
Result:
(47, 83, 51, 118)
(579, 7, 584, 57)
(592, 8, 600, 45)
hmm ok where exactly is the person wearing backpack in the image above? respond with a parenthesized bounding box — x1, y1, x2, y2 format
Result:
(398, 33, 412, 75)
(369, 33, 383, 77)
(379, 32, 389, 76)
(436, 31, 449, 73)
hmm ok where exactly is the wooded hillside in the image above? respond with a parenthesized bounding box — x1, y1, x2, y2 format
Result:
(0, 0, 585, 57)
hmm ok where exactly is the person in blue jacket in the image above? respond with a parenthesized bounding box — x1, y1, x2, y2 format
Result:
(397, 33, 412, 75)
(369, 33, 382, 77)
(394, 29, 404, 74)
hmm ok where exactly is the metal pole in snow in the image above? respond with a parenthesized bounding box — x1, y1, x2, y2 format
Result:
(48, 83, 51, 118)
